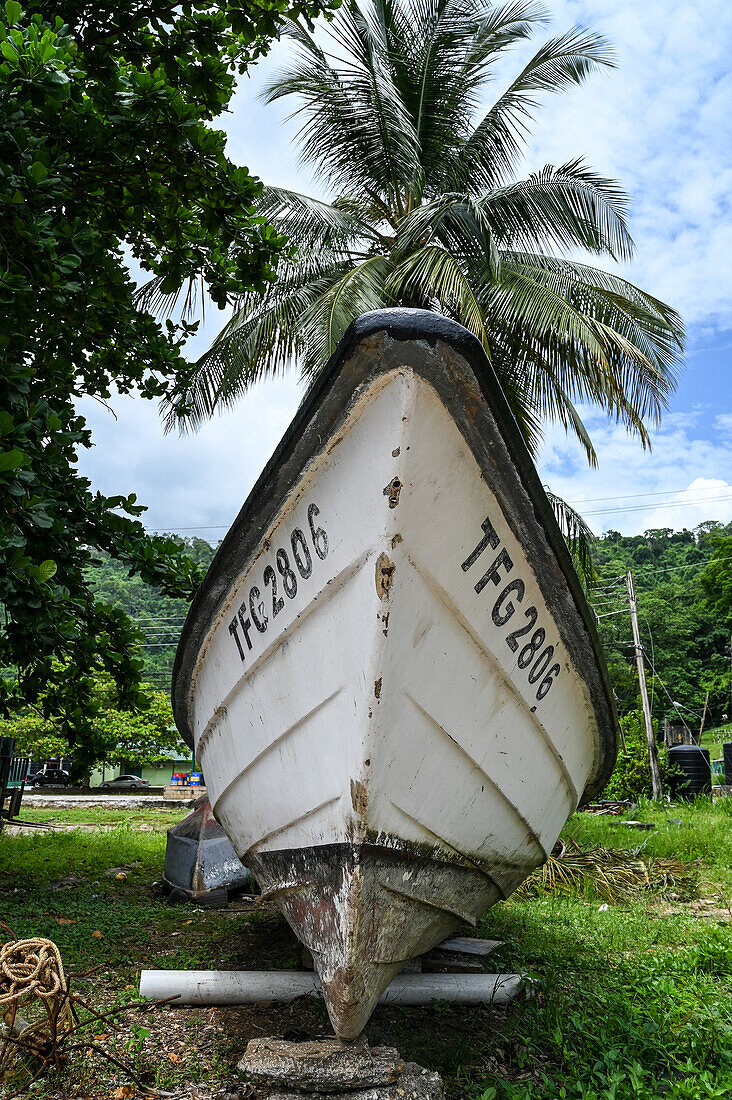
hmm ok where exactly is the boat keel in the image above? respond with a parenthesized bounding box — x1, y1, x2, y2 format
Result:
(245, 842, 504, 1039)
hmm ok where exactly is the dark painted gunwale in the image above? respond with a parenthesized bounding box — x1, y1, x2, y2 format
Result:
(172, 308, 618, 800)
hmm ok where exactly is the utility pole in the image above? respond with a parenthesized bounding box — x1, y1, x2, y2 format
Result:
(626, 569, 663, 800)
(698, 691, 709, 744)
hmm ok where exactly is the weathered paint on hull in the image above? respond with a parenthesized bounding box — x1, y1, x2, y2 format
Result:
(172, 310, 618, 1040)
(247, 842, 505, 1039)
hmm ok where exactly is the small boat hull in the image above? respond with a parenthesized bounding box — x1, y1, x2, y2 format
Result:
(163, 795, 253, 905)
(173, 310, 617, 1037)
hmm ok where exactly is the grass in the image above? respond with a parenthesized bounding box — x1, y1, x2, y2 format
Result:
(701, 722, 732, 769)
(563, 795, 732, 888)
(14, 803, 189, 827)
(1, 801, 732, 1098)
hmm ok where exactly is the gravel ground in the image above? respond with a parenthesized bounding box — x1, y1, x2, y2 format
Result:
(21, 793, 198, 810)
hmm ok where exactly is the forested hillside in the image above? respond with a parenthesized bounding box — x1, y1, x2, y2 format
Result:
(590, 521, 732, 731)
(88, 522, 732, 734)
(86, 538, 218, 695)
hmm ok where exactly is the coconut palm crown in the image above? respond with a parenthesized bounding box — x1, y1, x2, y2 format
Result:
(160, 0, 683, 471)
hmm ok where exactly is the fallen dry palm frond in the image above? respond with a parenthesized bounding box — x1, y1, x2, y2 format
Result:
(515, 849, 700, 903)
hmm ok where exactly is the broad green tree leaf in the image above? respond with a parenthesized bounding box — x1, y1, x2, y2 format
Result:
(0, 448, 27, 471)
(37, 559, 57, 582)
(4, 1, 20, 27)
(0, 0, 339, 775)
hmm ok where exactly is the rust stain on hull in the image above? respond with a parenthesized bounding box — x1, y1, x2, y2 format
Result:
(350, 779, 368, 816)
(375, 553, 395, 600)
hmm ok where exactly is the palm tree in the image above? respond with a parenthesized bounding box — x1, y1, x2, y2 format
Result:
(158, 0, 683, 468)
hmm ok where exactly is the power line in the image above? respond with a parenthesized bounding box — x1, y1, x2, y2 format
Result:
(134, 615, 188, 621)
(151, 524, 229, 532)
(582, 493, 732, 518)
(144, 489, 732, 534)
(592, 553, 732, 590)
(567, 484, 732, 506)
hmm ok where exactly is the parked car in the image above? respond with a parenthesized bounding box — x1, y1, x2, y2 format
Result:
(27, 768, 70, 787)
(99, 775, 150, 790)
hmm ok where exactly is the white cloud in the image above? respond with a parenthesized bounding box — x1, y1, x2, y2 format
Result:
(485, 0, 732, 328)
(538, 412, 732, 534)
(78, 372, 305, 536)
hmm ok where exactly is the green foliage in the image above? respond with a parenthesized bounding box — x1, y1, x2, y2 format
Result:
(592, 522, 732, 731)
(0, 670, 185, 772)
(85, 539, 218, 694)
(0, 712, 69, 762)
(602, 710, 657, 800)
(0, 0, 337, 772)
(164, 0, 684, 478)
(700, 534, 732, 618)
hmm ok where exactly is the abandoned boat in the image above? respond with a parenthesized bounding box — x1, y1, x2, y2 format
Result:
(172, 309, 617, 1039)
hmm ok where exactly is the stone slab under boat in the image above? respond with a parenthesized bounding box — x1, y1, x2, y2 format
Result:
(238, 1037, 443, 1099)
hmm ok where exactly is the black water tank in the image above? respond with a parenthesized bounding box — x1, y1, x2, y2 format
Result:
(723, 742, 732, 786)
(668, 744, 711, 800)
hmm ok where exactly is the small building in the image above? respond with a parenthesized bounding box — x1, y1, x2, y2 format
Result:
(663, 718, 694, 747)
(89, 747, 195, 788)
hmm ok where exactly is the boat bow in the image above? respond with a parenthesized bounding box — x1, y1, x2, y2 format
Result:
(172, 309, 618, 1038)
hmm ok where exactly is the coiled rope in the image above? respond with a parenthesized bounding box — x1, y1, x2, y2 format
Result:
(0, 936, 74, 1073)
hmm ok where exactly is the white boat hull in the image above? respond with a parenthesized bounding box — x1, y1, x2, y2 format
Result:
(173, 311, 616, 1038)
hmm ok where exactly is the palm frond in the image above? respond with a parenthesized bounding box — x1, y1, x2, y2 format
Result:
(386, 0, 549, 189)
(484, 263, 612, 367)
(387, 243, 490, 349)
(161, 256, 348, 431)
(258, 186, 380, 251)
(545, 489, 596, 586)
(442, 27, 613, 193)
(264, 6, 421, 204)
(480, 159, 634, 261)
(514, 848, 700, 902)
(493, 253, 683, 432)
(135, 274, 207, 322)
(297, 254, 393, 380)
(393, 194, 501, 282)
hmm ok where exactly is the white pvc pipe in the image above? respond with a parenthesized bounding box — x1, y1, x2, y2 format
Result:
(141, 970, 320, 1004)
(382, 973, 528, 1005)
(140, 970, 530, 1007)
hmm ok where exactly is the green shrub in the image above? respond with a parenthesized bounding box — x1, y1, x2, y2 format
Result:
(603, 710, 673, 800)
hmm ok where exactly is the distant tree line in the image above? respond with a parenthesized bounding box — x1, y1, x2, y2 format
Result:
(6, 522, 732, 778)
(89, 521, 732, 731)
(593, 520, 732, 732)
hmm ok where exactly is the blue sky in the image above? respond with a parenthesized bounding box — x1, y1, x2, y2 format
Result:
(79, 0, 732, 539)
